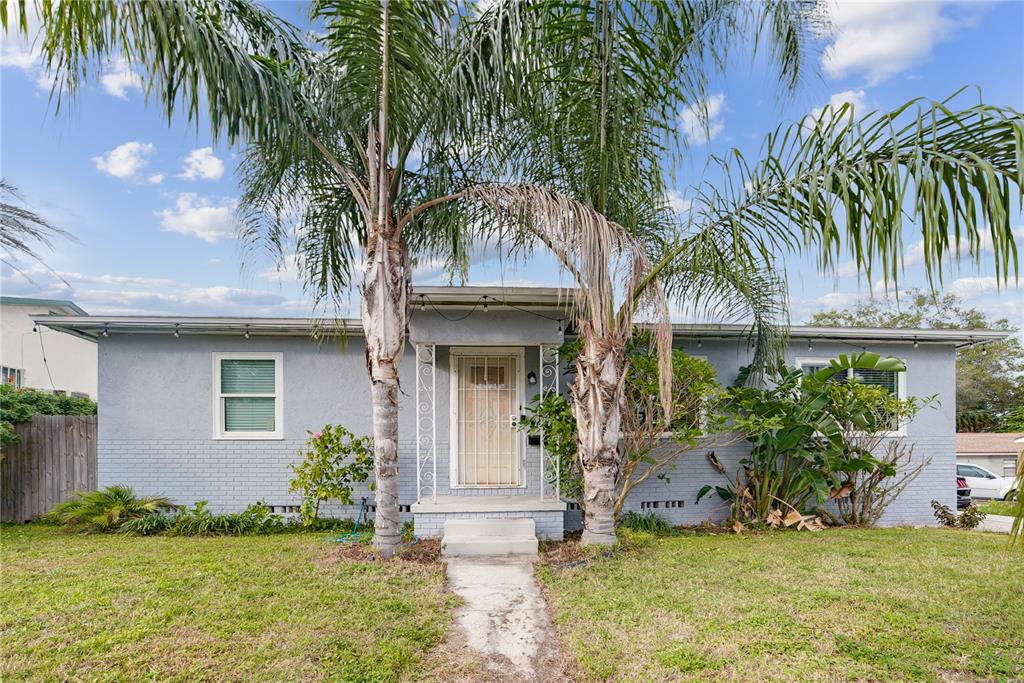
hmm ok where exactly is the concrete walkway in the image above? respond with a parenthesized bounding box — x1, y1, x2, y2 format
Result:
(977, 514, 1016, 534)
(445, 557, 563, 680)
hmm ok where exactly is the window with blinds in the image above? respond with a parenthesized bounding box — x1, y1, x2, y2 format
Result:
(798, 357, 905, 432)
(799, 364, 897, 395)
(213, 354, 282, 438)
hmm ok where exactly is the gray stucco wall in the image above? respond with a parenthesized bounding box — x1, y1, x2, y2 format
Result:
(97, 323, 957, 528)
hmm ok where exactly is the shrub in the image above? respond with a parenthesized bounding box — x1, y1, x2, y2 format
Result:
(1, 383, 97, 448)
(47, 486, 178, 533)
(290, 425, 374, 525)
(119, 512, 175, 536)
(931, 500, 987, 530)
(700, 353, 922, 530)
(619, 511, 674, 535)
(165, 501, 286, 536)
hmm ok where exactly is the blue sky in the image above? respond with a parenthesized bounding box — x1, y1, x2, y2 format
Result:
(1, 0, 1022, 327)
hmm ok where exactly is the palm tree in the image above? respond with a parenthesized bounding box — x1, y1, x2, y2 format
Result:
(12, 0, 809, 554)
(481, 1, 1021, 545)
(12, 0, 512, 557)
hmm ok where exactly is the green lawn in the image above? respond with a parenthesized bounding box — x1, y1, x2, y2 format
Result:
(978, 499, 1019, 517)
(1, 525, 456, 682)
(540, 528, 1024, 682)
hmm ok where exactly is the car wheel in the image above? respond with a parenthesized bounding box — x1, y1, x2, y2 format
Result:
(1005, 489, 1018, 502)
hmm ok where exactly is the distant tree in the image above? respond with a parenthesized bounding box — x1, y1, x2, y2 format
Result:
(807, 289, 1024, 431)
(1000, 406, 1024, 433)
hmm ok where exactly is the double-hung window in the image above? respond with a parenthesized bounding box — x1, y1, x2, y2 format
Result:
(1, 366, 23, 388)
(213, 353, 283, 439)
(797, 357, 907, 434)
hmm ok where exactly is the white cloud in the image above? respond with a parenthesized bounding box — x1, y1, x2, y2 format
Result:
(258, 253, 302, 282)
(58, 272, 177, 288)
(948, 277, 1020, 301)
(820, 1, 961, 84)
(99, 57, 143, 99)
(179, 147, 224, 181)
(679, 93, 725, 144)
(147, 173, 165, 185)
(92, 141, 156, 180)
(810, 291, 861, 308)
(809, 88, 868, 122)
(664, 190, 692, 215)
(157, 193, 239, 243)
(1, 16, 56, 93)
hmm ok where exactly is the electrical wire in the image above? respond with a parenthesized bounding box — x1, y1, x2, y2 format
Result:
(37, 330, 56, 390)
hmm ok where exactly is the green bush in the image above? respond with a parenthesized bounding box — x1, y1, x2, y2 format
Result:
(290, 425, 374, 525)
(1, 384, 97, 448)
(619, 511, 674, 535)
(700, 352, 925, 528)
(931, 500, 987, 530)
(47, 486, 178, 533)
(162, 501, 286, 536)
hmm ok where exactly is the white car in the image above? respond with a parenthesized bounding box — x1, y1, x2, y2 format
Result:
(956, 463, 1019, 500)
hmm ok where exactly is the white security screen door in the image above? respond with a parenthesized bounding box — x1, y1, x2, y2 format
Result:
(453, 352, 521, 486)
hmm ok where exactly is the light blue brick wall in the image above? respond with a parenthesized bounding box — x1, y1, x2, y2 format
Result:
(97, 327, 957, 529)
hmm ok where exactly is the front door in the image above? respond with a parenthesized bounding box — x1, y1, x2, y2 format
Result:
(452, 351, 522, 486)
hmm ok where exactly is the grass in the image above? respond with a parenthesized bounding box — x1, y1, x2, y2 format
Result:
(539, 528, 1024, 682)
(1, 524, 457, 682)
(978, 499, 1019, 517)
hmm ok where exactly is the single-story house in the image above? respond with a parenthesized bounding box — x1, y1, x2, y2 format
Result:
(957, 432, 1024, 478)
(1, 296, 97, 397)
(36, 286, 1009, 540)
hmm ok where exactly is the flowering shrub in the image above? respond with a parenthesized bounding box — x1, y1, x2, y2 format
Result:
(290, 424, 374, 525)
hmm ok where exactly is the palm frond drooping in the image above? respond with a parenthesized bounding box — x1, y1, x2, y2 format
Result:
(27, 0, 312, 147)
(0, 179, 71, 278)
(657, 93, 1023, 295)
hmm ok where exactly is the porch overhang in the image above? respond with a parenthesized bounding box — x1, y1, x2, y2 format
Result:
(411, 495, 567, 514)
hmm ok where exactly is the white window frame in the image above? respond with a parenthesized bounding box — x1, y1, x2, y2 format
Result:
(448, 346, 527, 489)
(212, 352, 283, 440)
(1, 365, 24, 388)
(795, 357, 907, 437)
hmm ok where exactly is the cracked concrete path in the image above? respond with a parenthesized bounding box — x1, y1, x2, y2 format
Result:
(445, 556, 565, 681)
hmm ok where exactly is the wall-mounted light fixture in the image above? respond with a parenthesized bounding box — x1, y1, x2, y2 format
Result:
(527, 371, 537, 385)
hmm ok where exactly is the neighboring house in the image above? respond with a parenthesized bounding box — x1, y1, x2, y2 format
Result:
(1, 296, 97, 398)
(957, 432, 1024, 479)
(35, 286, 1009, 539)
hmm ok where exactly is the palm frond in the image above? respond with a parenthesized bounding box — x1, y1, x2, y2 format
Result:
(0, 179, 72, 280)
(31, 0, 312, 146)
(661, 93, 1022, 294)
(468, 182, 673, 411)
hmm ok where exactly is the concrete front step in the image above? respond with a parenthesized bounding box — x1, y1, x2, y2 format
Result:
(442, 518, 539, 557)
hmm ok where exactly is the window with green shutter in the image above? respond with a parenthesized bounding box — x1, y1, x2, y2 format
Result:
(214, 354, 282, 438)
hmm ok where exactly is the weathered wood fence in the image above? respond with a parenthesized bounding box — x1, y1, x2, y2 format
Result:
(1, 415, 97, 522)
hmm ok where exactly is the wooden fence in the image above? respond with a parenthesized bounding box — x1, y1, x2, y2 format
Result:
(1, 415, 97, 522)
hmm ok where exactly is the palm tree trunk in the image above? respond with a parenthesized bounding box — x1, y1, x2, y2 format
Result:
(572, 329, 627, 546)
(363, 210, 408, 558)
